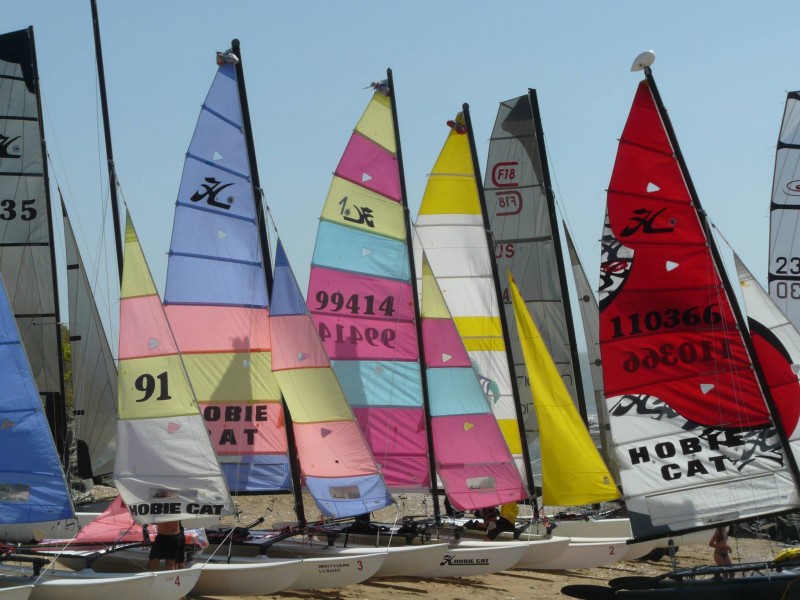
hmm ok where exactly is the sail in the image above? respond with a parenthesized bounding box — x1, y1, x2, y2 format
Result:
(63, 201, 116, 481)
(163, 58, 290, 493)
(116, 214, 236, 525)
(483, 93, 586, 466)
(508, 272, 618, 506)
(308, 83, 429, 491)
(0, 28, 66, 449)
(421, 254, 525, 510)
(564, 226, 618, 482)
(600, 78, 799, 539)
(271, 240, 392, 517)
(0, 272, 73, 524)
(415, 113, 525, 479)
(735, 254, 800, 469)
(768, 91, 800, 327)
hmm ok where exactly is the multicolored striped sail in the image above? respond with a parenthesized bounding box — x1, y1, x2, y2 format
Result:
(421, 254, 525, 510)
(415, 113, 526, 481)
(163, 54, 290, 493)
(0, 272, 73, 526)
(600, 73, 799, 540)
(308, 80, 428, 491)
(508, 272, 618, 506)
(0, 28, 67, 455)
(271, 240, 391, 517)
(116, 214, 236, 525)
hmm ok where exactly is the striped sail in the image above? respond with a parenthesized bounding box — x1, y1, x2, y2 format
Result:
(483, 93, 586, 470)
(0, 28, 66, 451)
(63, 201, 116, 482)
(271, 240, 391, 517)
(601, 77, 798, 539)
(736, 255, 800, 476)
(308, 83, 428, 491)
(163, 59, 290, 492)
(508, 272, 618, 506)
(421, 254, 525, 510)
(0, 272, 73, 524)
(116, 214, 236, 525)
(768, 91, 800, 326)
(415, 113, 525, 479)
(564, 227, 618, 482)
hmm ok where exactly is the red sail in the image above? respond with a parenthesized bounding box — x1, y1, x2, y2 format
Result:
(600, 81, 769, 428)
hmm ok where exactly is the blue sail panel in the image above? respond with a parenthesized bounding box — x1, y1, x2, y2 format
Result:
(313, 221, 410, 281)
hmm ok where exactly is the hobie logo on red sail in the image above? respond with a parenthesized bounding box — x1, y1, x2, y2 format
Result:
(492, 162, 518, 187)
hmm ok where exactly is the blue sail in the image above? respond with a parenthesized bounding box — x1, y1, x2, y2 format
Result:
(0, 274, 73, 524)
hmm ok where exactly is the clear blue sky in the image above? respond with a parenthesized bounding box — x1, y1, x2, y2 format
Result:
(6, 0, 799, 344)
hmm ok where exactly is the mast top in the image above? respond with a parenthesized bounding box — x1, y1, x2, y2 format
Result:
(631, 50, 656, 72)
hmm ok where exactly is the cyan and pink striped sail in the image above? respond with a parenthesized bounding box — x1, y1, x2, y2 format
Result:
(421, 254, 526, 510)
(163, 58, 290, 493)
(308, 84, 428, 491)
(271, 241, 392, 517)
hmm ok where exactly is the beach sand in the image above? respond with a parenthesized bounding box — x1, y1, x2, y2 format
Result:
(183, 492, 783, 599)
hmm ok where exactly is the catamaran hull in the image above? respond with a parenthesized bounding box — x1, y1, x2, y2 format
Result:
(0, 585, 31, 600)
(525, 537, 628, 570)
(285, 553, 384, 590)
(20, 569, 154, 600)
(193, 557, 302, 595)
(510, 536, 571, 569)
(562, 571, 800, 599)
(413, 540, 528, 578)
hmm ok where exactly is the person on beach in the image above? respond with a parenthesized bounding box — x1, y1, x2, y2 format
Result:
(146, 520, 184, 570)
(485, 501, 519, 541)
(709, 526, 734, 578)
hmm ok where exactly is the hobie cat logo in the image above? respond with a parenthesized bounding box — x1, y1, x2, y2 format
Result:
(191, 177, 234, 209)
(620, 207, 675, 237)
(785, 180, 800, 196)
(0, 135, 21, 159)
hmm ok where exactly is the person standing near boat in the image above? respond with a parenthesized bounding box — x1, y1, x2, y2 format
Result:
(484, 501, 520, 541)
(709, 526, 734, 577)
(146, 520, 184, 570)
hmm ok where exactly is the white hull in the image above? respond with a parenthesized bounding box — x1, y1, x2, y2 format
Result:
(0, 567, 153, 600)
(526, 537, 628, 570)
(0, 584, 31, 600)
(285, 553, 384, 590)
(146, 566, 201, 600)
(194, 557, 302, 595)
(510, 536, 571, 569)
(267, 540, 449, 579)
(414, 540, 527, 578)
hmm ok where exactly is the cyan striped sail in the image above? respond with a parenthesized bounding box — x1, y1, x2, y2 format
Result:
(421, 255, 525, 510)
(271, 240, 391, 517)
(0, 272, 73, 524)
(115, 215, 236, 525)
(308, 83, 428, 491)
(163, 58, 290, 492)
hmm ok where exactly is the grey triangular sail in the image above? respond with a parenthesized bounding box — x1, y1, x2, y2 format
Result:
(63, 200, 116, 481)
(0, 27, 66, 456)
(563, 225, 619, 483)
(483, 92, 587, 473)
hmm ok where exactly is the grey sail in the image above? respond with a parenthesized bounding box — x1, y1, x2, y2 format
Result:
(483, 92, 587, 471)
(563, 225, 618, 483)
(63, 201, 116, 481)
(0, 28, 66, 456)
(768, 91, 800, 326)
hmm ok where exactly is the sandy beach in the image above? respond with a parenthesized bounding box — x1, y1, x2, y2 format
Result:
(182, 492, 784, 600)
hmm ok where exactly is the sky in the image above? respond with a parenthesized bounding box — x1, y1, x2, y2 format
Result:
(6, 0, 800, 345)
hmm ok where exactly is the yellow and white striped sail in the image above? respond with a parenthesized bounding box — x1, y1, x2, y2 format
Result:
(415, 114, 525, 475)
(114, 214, 235, 525)
(509, 273, 619, 506)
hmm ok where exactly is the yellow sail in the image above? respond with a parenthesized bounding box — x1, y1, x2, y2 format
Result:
(508, 272, 619, 506)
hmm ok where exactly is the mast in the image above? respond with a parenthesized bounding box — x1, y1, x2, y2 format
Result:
(89, 0, 124, 281)
(462, 103, 538, 511)
(386, 68, 440, 520)
(528, 89, 588, 424)
(230, 39, 304, 524)
(25, 27, 69, 465)
(643, 66, 800, 493)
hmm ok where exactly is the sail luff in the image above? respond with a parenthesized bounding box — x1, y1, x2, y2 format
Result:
(0, 27, 67, 464)
(89, 0, 124, 280)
